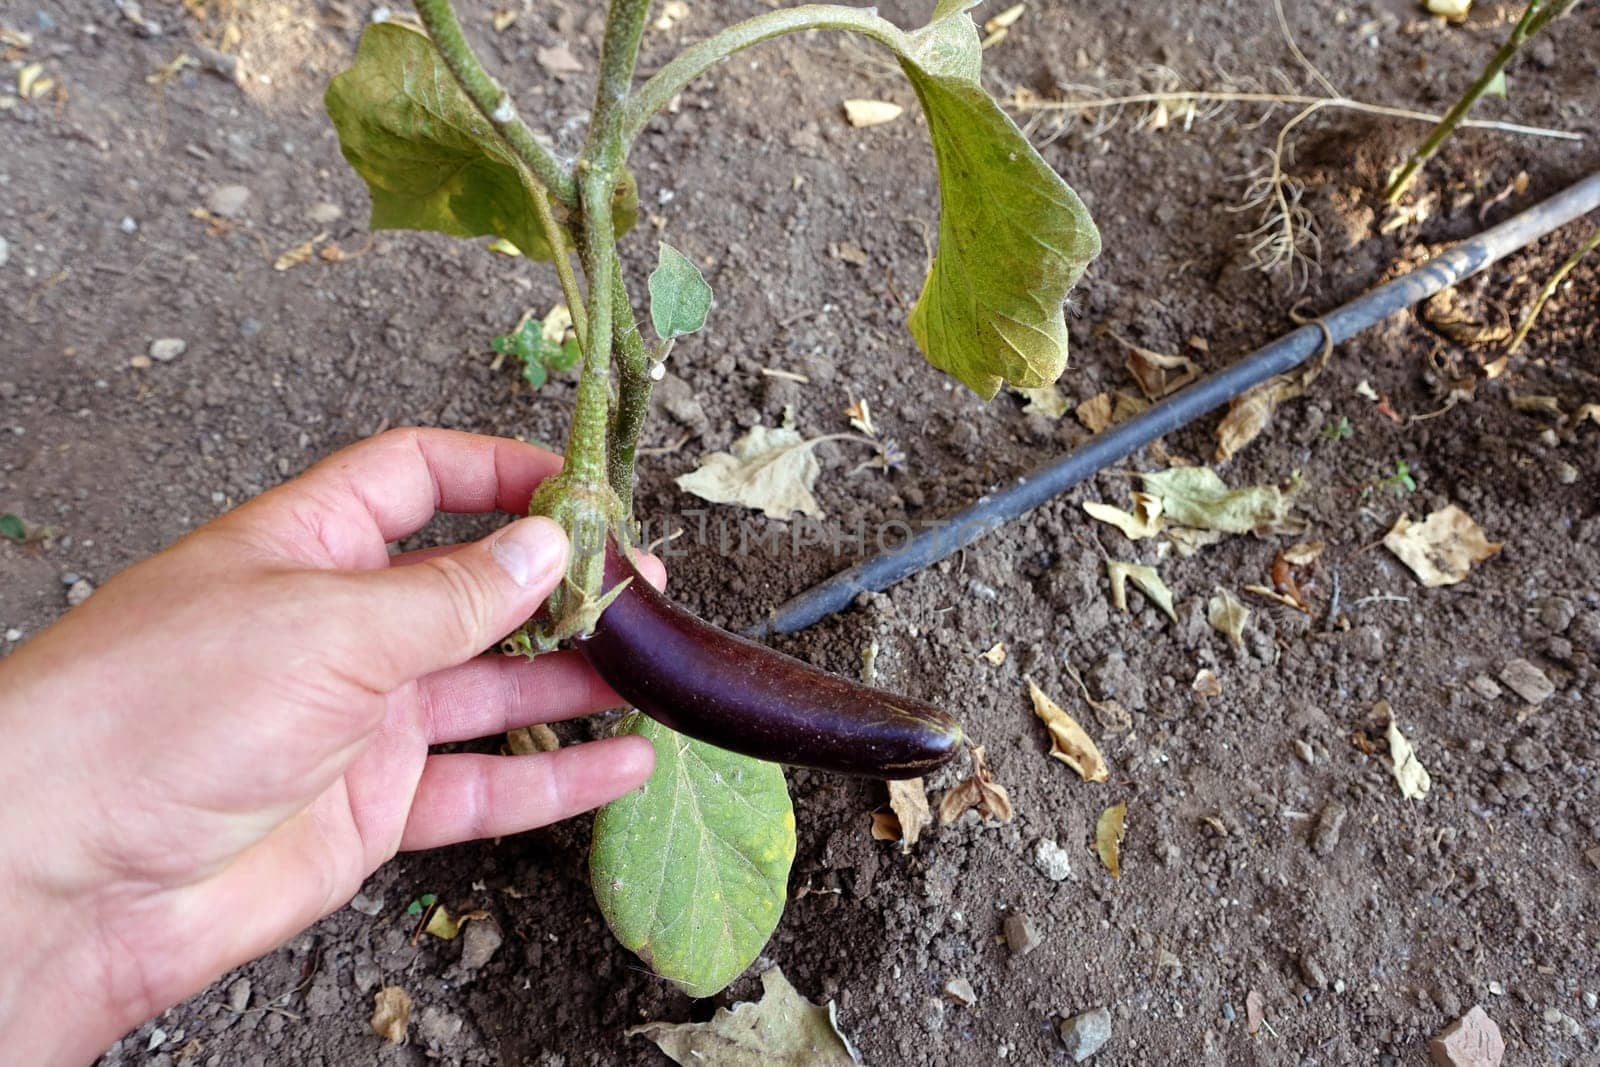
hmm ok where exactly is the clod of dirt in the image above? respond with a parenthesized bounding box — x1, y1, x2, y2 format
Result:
(459, 918, 503, 971)
(1003, 913, 1042, 956)
(226, 977, 251, 1013)
(652, 370, 708, 431)
(1498, 658, 1554, 704)
(369, 986, 412, 1045)
(204, 184, 252, 219)
(1086, 652, 1146, 713)
(1311, 802, 1347, 857)
(417, 1005, 465, 1048)
(1058, 1006, 1112, 1062)
(1033, 838, 1073, 882)
(1427, 1005, 1503, 1067)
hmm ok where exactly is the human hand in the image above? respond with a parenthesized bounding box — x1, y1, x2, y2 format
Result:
(0, 428, 662, 1066)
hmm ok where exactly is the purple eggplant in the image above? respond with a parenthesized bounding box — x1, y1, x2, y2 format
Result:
(576, 548, 963, 778)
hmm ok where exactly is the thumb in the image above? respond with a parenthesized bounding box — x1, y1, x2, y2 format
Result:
(339, 515, 569, 690)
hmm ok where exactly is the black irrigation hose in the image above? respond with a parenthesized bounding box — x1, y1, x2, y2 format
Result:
(746, 169, 1600, 639)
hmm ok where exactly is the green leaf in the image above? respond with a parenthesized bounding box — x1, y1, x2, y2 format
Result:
(591, 714, 795, 998)
(324, 22, 637, 261)
(648, 243, 713, 342)
(893, 5, 1100, 398)
(0, 514, 25, 543)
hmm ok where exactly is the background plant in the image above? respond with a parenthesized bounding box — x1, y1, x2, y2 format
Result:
(326, 0, 1098, 996)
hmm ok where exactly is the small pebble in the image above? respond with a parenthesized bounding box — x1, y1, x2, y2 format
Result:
(66, 579, 94, 607)
(1498, 658, 1553, 704)
(227, 978, 252, 1013)
(1058, 1006, 1112, 1062)
(1221, 1002, 1236, 1022)
(942, 977, 977, 1006)
(205, 184, 252, 218)
(1293, 739, 1315, 765)
(1429, 1005, 1503, 1067)
(0, 381, 15, 399)
(348, 891, 384, 916)
(61, 572, 81, 585)
(130, 355, 152, 369)
(1033, 838, 1073, 882)
(239, 317, 263, 338)
(1311, 802, 1347, 856)
(5, 629, 23, 643)
(148, 338, 187, 363)
(119, 216, 138, 234)
(1002, 913, 1042, 956)
(459, 919, 503, 971)
(1556, 462, 1578, 486)
(0, 237, 10, 267)
(308, 201, 345, 224)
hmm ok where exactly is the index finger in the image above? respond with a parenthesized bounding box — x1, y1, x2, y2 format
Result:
(230, 428, 564, 568)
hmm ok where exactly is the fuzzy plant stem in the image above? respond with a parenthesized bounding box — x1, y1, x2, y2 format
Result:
(1384, 0, 1581, 204)
(412, 0, 577, 204)
(518, 164, 589, 350)
(607, 261, 652, 515)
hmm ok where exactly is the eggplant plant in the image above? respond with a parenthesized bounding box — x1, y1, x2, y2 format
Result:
(326, 0, 1098, 997)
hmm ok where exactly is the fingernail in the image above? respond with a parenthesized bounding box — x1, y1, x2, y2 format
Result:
(490, 517, 568, 586)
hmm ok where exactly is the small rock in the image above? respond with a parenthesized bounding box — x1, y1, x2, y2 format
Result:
(352, 961, 381, 995)
(1428, 1005, 1503, 1067)
(130, 355, 153, 369)
(206, 184, 252, 218)
(1033, 838, 1073, 882)
(239, 317, 263, 339)
(459, 919, 503, 971)
(348, 891, 384, 916)
(652, 371, 707, 430)
(0, 381, 15, 399)
(1542, 1007, 1581, 1038)
(0, 237, 9, 268)
(1311, 802, 1347, 857)
(943, 977, 977, 1006)
(5, 629, 23, 643)
(1528, 36, 1557, 69)
(1058, 1006, 1112, 1062)
(1003, 913, 1042, 956)
(227, 978, 252, 1013)
(61, 572, 81, 585)
(1498, 658, 1553, 704)
(1467, 674, 1502, 701)
(120, 216, 138, 234)
(66, 578, 94, 607)
(149, 338, 187, 363)
(307, 201, 344, 225)
(1293, 738, 1315, 765)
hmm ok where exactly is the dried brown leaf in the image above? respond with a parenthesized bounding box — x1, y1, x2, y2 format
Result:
(1382, 505, 1501, 587)
(884, 778, 930, 852)
(1192, 668, 1222, 698)
(1206, 588, 1250, 647)
(507, 724, 559, 754)
(1016, 384, 1069, 419)
(1095, 802, 1127, 878)
(1382, 705, 1431, 801)
(273, 232, 326, 271)
(843, 99, 903, 127)
(371, 986, 412, 1045)
(937, 745, 1012, 824)
(1107, 561, 1178, 622)
(676, 422, 825, 521)
(1083, 493, 1163, 540)
(1026, 678, 1108, 782)
(629, 966, 862, 1066)
(980, 642, 1006, 666)
(1113, 331, 1198, 400)
(1246, 990, 1265, 1036)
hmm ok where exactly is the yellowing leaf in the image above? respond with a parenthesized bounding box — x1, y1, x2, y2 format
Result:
(1026, 678, 1108, 782)
(370, 986, 412, 1045)
(1383, 710, 1431, 800)
(629, 967, 862, 1066)
(325, 22, 637, 263)
(980, 642, 1007, 665)
(843, 99, 903, 127)
(1107, 561, 1178, 623)
(507, 724, 559, 754)
(1075, 391, 1146, 433)
(1095, 802, 1127, 877)
(676, 422, 824, 521)
(937, 745, 1013, 824)
(1139, 467, 1301, 536)
(1206, 588, 1250, 647)
(1382, 505, 1501, 587)
(897, 8, 1099, 398)
(1083, 493, 1163, 540)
